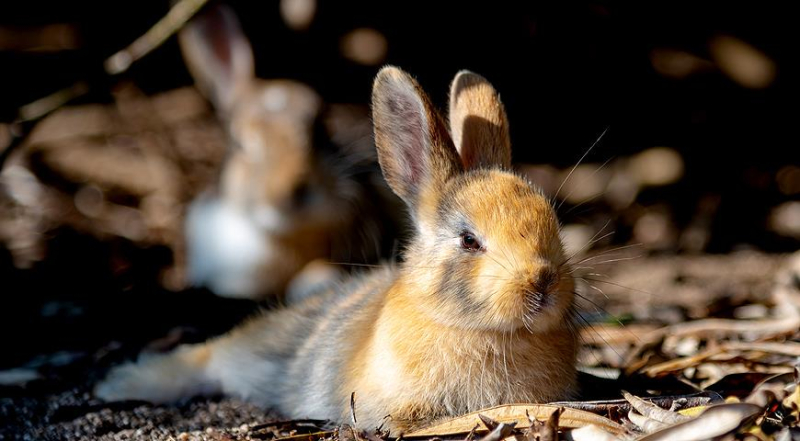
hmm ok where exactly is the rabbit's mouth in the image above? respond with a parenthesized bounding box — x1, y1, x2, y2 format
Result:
(515, 278, 573, 333)
(523, 290, 548, 315)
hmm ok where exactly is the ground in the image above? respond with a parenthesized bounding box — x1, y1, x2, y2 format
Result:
(1, 250, 797, 440)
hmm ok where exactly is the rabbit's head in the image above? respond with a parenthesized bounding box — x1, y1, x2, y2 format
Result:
(373, 67, 574, 333)
(180, 5, 364, 298)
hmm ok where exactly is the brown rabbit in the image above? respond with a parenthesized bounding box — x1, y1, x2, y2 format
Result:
(181, 4, 391, 300)
(95, 67, 578, 433)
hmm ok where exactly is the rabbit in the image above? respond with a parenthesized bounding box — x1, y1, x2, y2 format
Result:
(179, 4, 392, 300)
(94, 66, 579, 433)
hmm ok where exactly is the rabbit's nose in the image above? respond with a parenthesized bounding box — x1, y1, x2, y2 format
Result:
(253, 206, 285, 232)
(529, 266, 558, 294)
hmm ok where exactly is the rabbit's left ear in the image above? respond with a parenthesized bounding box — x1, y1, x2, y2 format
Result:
(448, 71, 511, 169)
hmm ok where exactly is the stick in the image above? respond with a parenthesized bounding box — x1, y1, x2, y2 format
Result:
(104, 0, 210, 75)
(1, 0, 210, 170)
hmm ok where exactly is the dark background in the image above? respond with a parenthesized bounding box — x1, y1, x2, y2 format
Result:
(2, 0, 795, 248)
(0, 1, 796, 369)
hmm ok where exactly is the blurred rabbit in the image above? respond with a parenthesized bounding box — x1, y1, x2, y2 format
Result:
(96, 67, 578, 432)
(180, 4, 395, 300)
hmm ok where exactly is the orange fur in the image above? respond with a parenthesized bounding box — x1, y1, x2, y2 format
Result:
(96, 66, 578, 433)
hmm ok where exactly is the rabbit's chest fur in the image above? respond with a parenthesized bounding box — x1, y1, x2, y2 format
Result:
(338, 287, 577, 431)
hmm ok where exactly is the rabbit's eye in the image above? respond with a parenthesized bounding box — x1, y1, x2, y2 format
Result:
(291, 182, 312, 207)
(460, 232, 482, 252)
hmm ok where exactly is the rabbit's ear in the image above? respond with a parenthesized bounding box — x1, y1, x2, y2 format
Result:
(179, 4, 254, 114)
(372, 67, 462, 207)
(448, 71, 511, 169)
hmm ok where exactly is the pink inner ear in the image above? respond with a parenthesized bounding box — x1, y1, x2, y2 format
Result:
(201, 9, 234, 71)
(384, 94, 428, 192)
(209, 28, 232, 68)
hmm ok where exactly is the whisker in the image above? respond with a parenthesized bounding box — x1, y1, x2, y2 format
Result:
(580, 277, 653, 296)
(571, 289, 610, 313)
(479, 340, 489, 405)
(565, 266, 597, 275)
(327, 262, 384, 268)
(568, 243, 643, 265)
(502, 331, 512, 401)
(486, 252, 513, 277)
(553, 126, 610, 200)
(560, 190, 606, 218)
(572, 254, 644, 267)
(571, 289, 641, 347)
(556, 156, 615, 212)
(502, 245, 521, 275)
(572, 311, 626, 362)
(582, 281, 608, 299)
(559, 220, 614, 266)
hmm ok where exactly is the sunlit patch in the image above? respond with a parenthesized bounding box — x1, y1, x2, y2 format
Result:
(709, 35, 777, 89)
(340, 28, 388, 66)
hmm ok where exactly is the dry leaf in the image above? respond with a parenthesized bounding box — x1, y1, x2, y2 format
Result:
(405, 405, 625, 437)
(636, 403, 763, 441)
(622, 391, 691, 425)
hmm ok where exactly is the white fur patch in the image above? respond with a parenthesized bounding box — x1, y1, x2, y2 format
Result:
(262, 86, 289, 112)
(185, 194, 273, 298)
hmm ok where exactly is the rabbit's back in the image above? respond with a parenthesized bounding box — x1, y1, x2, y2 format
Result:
(205, 266, 395, 413)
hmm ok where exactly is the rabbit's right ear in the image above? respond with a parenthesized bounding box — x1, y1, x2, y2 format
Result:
(448, 71, 511, 169)
(372, 67, 462, 207)
(179, 4, 255, 114)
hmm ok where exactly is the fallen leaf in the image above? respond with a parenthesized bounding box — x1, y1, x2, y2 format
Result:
(405, 405, 626, 437)
(636, 402, 763, 441)
(622, 391, 691, 425)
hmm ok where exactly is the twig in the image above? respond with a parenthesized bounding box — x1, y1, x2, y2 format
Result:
(640, 342, 800, 377)
(0, 0, 210, 170)
(17, 82, 90, 122)
(549, 391, 723, 414)
(104, 0, 210, 75)
(723, 341, 800, 357)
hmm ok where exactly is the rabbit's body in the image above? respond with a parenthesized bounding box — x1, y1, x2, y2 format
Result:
(96, 67, 578, 432)
(180, 6, 391, 299)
